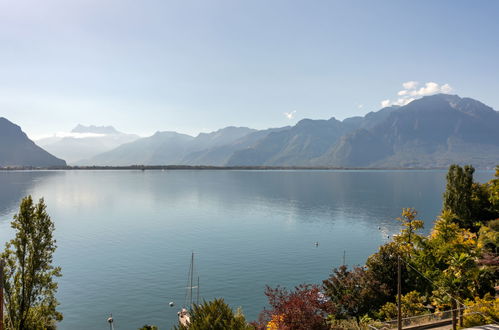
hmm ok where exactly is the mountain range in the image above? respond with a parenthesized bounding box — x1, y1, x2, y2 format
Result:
(78, 94, 499, 168)
(2, 94, 498, 168)
(36, 125, 139, 164)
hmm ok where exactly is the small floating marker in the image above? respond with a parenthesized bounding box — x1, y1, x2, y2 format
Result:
(107, 315, 113, 324)
(314, 241, 319, 247)
(169, 301, 175, 307)
(378, 226, 381, 230)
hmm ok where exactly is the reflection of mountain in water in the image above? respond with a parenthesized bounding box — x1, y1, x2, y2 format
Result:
(0, 171, 60, 218)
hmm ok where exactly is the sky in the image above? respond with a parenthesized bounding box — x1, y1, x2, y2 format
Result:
(1, 0, 499, 139)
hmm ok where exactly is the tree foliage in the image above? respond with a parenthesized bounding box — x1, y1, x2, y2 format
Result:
(252, 164, 499, 327)
(378, 291, 429, 321)
(254, 284, 330, 330)
(323, 265, 388, 323)
(462, 294, 499, 328)
(138, 325, 158, 330)
(443, 164, 475, 229)
(394, 208, 424, 248)
(175, 298, 252, 330)
(1, 196, 62, 329)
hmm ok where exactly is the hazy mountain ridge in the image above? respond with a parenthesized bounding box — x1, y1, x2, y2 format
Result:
(226, 104, 401, 166)
(0, 117, 66, 167)
(37, 125, 140, 164)
(81, 127, 258, 166)
(228, 94, 499, 167)
(62, 94, 499, 168)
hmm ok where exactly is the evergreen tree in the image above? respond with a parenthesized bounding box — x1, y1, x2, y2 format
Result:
(1, 196, 62, 329)
(443, 164, 475, 229)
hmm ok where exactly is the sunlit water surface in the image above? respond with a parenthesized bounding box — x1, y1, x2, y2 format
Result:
(0, 170, 493, 329)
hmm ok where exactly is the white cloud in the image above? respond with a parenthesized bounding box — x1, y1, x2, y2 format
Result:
(413, 82, 440, 96)
(402, 81, 419, 90)
(284, 110, 296, 119)
(35, 132, 107, 140)
(441, 83, 453, 94)
(358, 104, 364, 109)
(380, 81, 454, 108)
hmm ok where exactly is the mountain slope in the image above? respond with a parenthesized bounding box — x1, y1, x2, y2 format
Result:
(37, 125, 139, 164)
(83, 126, 256, 166)
(181, 127, 289, 165)
(319, 94, 499, 167)
(82, 131, 194, 165)
(0, 118, 66, 167)
(226, 106, 400, 166)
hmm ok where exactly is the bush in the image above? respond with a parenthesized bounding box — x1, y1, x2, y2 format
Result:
(462, 294, 499, 328)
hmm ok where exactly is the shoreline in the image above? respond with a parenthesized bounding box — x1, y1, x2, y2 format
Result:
(1, 165, 493, 171)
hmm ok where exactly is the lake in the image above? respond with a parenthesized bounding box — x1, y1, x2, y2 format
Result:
(0, 169, 494, 329)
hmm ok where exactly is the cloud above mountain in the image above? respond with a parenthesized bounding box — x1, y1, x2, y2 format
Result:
(381, 81, 453, 107)
(284, 110, 297, 119)
(41, 132, 107, 139)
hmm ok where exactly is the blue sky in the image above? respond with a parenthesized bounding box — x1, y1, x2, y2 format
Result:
(1, 0, 498, 138)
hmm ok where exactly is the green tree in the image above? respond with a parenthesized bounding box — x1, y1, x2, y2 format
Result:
(378, 291, 429, 321)
(366, 241, 427, 302)
(175, 298, 253, 330)
(323, 265, 388, 324)
(443, 164, 475, 229)
(394, 208, 424, 249)
(1, 196, 62, 329)
(487, 166, 499, 214)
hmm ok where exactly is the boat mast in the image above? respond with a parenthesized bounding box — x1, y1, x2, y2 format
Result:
(196, 276, 200, 305)
(190, 252, 194, 308)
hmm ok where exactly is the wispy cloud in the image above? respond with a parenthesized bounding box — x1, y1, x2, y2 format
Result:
(284, 110, 296, 120)
(35, 132, 107, 140)
(381, 81, 454, 107)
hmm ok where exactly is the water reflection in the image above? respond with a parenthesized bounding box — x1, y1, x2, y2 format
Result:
(0, 171, 62, 218)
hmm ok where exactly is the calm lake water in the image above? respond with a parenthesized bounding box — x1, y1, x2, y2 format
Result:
(0, 170, 494, 329)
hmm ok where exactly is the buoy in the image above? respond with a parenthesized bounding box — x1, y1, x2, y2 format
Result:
(169, 301, 175, 307)
(314, 242, 319, 246)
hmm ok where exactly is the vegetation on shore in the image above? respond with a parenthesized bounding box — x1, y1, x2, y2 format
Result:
(182, 164, 498, 329)
(1, 197, 62, 329)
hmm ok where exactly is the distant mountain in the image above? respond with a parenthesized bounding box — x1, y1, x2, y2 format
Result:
(82, 131, 194, 165)
(75, 94, 499, 168)
(229, 94, 499, 167)
(227, 118, 356, 166)
(182, 127, 289, 165)
(226, 105, 399, 166)
(0, 118, 66, 167)
(83, 126, 257, 166)
(318, 94, 499, 167)
(37, 125, 139, 164)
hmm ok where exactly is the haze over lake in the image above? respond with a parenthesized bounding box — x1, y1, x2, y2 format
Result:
(0, 170, 494, 329)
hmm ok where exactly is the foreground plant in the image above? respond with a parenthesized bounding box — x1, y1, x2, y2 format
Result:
(175, 298, 252, 330)
(1, 196, 62, 329)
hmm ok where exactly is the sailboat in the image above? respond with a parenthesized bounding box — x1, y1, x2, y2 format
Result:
(178, 252, 199, 328)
